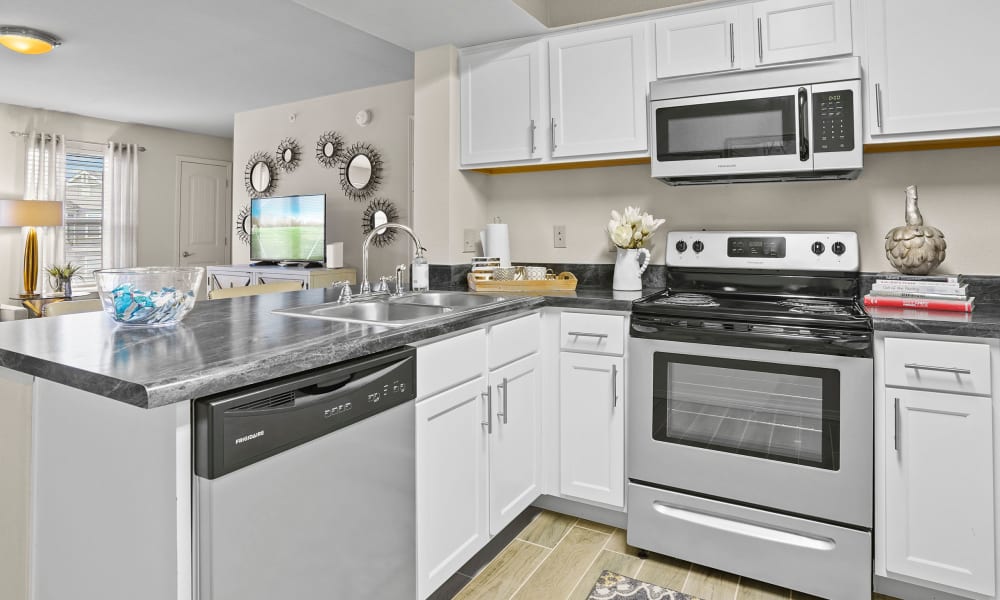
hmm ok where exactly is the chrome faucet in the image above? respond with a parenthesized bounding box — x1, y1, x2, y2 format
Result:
(360, 223, 426, 294)
(331, 280, 353, 303)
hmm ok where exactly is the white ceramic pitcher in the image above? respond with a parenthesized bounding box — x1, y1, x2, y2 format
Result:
(613, 247, 650, 291)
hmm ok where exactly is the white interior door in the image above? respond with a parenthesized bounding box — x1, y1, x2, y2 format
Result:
(178, 160, 230, 272)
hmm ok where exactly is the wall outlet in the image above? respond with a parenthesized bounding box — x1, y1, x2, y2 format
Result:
(553, 225, 566, 248)
(463, 229, 479, 253)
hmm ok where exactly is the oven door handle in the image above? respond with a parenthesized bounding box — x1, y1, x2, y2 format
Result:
(653, 502, 836, 551)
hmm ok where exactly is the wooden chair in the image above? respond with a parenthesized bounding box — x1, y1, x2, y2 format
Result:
(42, 299, 104, 317)
(208, 281, 303, 300)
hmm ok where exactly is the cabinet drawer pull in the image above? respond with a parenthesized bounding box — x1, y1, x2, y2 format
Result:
(611, 363, 618, 409)
(729, 23, 735, 67)
(903, 363, 972, 375)
(757, 18, 764, 62)
(497, 377, 509, 425)
(482, 387, 493, 434)
(894, 397, 900, 452)
(568, 331, 608, 340)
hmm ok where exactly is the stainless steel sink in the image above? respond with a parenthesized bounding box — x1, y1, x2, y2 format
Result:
(390, 291, 502, 308)
(274, 291, 507, 327)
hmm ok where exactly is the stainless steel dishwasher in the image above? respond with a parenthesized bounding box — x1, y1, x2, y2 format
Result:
(193, 346, 416, 600)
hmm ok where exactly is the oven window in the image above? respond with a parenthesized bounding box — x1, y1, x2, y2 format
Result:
(656, 96, 797, 161)
(652, 353, 840, 470)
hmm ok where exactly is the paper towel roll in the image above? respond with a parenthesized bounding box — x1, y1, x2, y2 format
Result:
(481, 224, 511, 267)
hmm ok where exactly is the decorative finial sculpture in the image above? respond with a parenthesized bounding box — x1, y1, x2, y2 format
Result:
(885, 185, 946, 275)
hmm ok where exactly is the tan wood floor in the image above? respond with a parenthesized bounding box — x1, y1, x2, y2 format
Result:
(454, 510, 898, 600)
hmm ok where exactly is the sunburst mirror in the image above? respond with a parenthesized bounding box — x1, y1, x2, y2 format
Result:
(235, 205, 251, 245)
(362, 198, 399, 247)
(275, 138, 301, 173)
(316, 131, 345, 169)
(244, 151, 278, 197)
(340, 142, 383, 201)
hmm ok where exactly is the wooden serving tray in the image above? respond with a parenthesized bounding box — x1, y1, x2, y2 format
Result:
(467, 272, 578, 292)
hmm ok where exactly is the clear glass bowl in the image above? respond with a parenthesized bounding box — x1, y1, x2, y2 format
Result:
(94, 267, 204, 326)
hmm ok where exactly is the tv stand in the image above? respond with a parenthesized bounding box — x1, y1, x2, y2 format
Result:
(206, 264, 357, 293)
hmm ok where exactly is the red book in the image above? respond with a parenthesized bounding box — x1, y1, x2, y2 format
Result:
(864, 295, 974, 312)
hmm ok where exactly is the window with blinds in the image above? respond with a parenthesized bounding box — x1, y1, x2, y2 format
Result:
(63, 142, 105, 291)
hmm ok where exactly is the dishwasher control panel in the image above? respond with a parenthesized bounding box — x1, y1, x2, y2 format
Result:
(194, 347, 416, 479)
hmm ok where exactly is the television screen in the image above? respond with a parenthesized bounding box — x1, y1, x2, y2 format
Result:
(250, 194, 326, 264)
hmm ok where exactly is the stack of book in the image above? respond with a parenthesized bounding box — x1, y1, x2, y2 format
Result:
(864, 274, 974, 312)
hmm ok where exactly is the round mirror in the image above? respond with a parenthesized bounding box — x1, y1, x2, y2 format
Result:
(323, 142, 336, 158)
(283, 148, 293, 162)
(362, 198, 398, 247)
(244, 151, 278, 197)
(340, 142, 382, 201)
(250, 162, 271, 192)
(276, 138, 301, 173)
(347, 155, 373, 189)
(235, 205, 251, 245)
(315, 132, 344, 169)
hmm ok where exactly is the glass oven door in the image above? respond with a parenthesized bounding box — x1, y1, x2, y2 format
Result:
(651, 85, 812, 178)
(653, 353, 839, 471)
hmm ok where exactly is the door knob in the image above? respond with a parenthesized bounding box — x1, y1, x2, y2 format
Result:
(182, 251, 193, 257)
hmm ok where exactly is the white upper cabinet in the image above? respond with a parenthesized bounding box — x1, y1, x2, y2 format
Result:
(655, 7, 741, 78)
(460, 41, 543, 166)
(753, 0, 852, 65)
(548, 23, 650, 158)
(866, 0, 1000, 137)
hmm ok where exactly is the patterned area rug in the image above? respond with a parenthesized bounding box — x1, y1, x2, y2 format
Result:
(587, 570, 699, 600)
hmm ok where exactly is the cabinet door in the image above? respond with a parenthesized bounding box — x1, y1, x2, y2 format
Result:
(884, 388, 995, 595)
(416, 377, 490, 599)
(753, 0, 852, 66)
(460, 41, 542, 165)
(489, 354, 542, 535)
(655, 7, 740, 79)
(208, 271, 252, 290)
(254, 273, 307, 289)
(559, 353, 625, 507)
(866, 0, 1000, 136)
(548, 23, 649, 158)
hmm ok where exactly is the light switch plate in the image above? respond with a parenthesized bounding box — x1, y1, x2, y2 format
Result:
(553, 225, 566, 248)
(463, 229, 478, 253)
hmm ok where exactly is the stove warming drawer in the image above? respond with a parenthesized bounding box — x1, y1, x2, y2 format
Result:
(627, 483, 871, 600)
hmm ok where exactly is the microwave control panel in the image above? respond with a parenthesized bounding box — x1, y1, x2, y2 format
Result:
(813, 90, 855, 153)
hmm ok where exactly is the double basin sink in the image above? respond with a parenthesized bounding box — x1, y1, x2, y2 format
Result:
(274, 291, 505, 327)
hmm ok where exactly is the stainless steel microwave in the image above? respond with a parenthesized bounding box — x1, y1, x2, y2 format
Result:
(650, 57, 863, 185)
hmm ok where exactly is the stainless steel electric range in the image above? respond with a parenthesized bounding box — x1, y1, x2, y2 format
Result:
(626, 231, 873, 600)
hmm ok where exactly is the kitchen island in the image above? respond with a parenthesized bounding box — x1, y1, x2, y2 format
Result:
(0, 286, 641, 600)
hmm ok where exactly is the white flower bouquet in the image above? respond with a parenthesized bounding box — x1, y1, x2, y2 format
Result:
(606, 206, 665, 250)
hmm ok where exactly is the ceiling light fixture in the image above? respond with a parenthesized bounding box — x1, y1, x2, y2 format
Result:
(0, 26, 61, 55)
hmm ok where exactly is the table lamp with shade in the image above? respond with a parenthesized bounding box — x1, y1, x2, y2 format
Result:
(0, 199, 64, 296)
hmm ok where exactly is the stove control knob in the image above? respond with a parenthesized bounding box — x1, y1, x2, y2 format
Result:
(832, 241, 847, 256)
(811, 241, 825, 255)
(675, 240, 687, 253)
(692, 240, 704, 253)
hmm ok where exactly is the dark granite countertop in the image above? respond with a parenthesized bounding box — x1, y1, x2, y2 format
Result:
(868, 303, 1000, 339)
(0, 286, 637, 410)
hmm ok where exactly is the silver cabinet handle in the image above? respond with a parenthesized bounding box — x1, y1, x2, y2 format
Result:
(729, 23, 735, 67)
(611, 363, 618, 409)
(904, 363, 972, 375)
(894, 397, 901, 452)
(482, 387, 492, 434)
(568, 331, 608, 340)
(496, 377, 509, 425)
(550, 117, 557, 153)
(529, 119, 536, 154)
(757, 18, 764, 62)
(182, 251, 193, 257)
(875, 83, 883, 130)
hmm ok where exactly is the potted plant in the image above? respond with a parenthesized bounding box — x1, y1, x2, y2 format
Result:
(606, 207, 665, 290)
(45, 263, 83, 297)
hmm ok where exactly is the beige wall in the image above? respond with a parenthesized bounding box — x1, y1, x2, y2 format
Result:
(413, 47, 489, 265)
(0, 103, 232, 301)
(483, 146, 1000, 274)
(231, 80, 415, 279)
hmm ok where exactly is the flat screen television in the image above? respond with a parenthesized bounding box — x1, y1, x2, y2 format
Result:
(250, 194, 326, 266)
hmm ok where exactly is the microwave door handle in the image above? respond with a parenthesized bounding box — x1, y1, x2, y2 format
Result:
(798, 87, 810, 162)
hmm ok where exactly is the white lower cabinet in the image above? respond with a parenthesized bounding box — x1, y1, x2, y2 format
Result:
(415, 377, 490, 599)
(884, 387, 995, 596)
(559, 353, 624, 507)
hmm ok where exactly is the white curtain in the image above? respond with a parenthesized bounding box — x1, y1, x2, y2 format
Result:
(102, 142, 139, 268)
(23, 131, 66, 294)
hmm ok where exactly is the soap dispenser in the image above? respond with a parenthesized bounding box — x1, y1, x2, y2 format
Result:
(411, 249, 429, 292)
